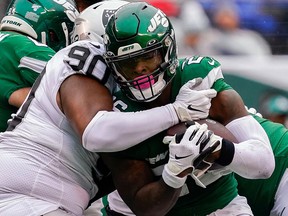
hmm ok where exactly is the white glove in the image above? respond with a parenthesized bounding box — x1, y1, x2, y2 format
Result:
(190, 131, 223, 188)
(173, 78, 217, 121)
(245, 106, 263, 118)
(162, 122, 211, 188)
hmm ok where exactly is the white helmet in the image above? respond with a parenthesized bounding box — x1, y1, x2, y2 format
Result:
(71, 0, 129, 43)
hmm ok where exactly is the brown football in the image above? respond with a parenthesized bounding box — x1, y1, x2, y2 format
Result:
(166, 119, 238, 143)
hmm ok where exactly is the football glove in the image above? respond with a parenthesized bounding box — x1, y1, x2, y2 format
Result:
(162, 122, 211, 188)
(190, 130, 222, 188)
(173, 78, 217, 121)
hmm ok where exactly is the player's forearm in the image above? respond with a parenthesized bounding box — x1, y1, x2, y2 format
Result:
(130, 179, 181, 216)
(82, 104, 178, 152)
(226, 115, 275, 179)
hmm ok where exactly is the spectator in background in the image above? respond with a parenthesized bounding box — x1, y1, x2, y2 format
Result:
(259, 93, 288, 127)
(262, 0, 288, 54)
(195, 2, 272, 55)
(177, 0, 211, 56)
(199, 0, 277, 35)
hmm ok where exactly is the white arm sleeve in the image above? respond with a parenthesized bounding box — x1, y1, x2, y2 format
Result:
(82, 104, 178, 152)
(226, 115, 275, 179)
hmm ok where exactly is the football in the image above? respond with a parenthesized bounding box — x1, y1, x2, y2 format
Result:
(166, 119, 238, 143)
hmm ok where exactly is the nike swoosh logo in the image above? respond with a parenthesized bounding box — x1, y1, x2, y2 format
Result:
(208, 59, 215, 65)
(187, 105, 205, 113)
(175, 153, 194, 160)
(90, 43, 101, 49)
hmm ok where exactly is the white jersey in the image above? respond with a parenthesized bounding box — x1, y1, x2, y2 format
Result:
(0, 41, 115, 216)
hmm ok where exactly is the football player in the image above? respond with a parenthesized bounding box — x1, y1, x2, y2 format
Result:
(0, 1, 216, 215)
(0, 0, 78, 132)
(98, 2, 274, 215)
(236, 108, 288, 216)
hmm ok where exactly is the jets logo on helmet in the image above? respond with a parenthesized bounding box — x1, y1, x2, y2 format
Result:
(148, 10, 169, 32)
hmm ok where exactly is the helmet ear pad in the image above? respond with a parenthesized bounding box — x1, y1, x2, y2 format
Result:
(104, 2, 178, 102)
(0, 0, 79, 51)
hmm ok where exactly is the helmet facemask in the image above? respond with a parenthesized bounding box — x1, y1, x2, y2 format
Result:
(112, 50, 166, 102)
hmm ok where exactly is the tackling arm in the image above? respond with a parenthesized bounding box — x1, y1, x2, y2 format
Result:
(60, 74, 178, 152)
(209, 89, 275, 179)
(60, 75, 216, 152)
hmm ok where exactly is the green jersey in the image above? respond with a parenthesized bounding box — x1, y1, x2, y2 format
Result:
(236, 115, 288, 216)
(111, 56, 238, 215)
(0, 31, 55, 132)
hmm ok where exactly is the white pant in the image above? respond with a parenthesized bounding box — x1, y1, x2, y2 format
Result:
(208, 195, 253, 216)
(270, 169, 288, 216)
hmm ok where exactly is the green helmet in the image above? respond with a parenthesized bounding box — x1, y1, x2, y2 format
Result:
(104, 2, 178, 102)
(0, 0, 79, 51)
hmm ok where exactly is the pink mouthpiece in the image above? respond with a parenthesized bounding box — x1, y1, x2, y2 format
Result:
(133, 75, 155, 90)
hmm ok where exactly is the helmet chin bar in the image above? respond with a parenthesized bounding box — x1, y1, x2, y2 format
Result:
(129, 73, 166, 102)
(115, 68, 167, 102)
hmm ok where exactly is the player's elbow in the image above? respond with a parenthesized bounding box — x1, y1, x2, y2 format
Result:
(256, 163, 274, 179)
(260, 152, 275, 179)
(230, 141, 275, 179)
(252, 148, 275, 179)
(82, 136, 124, 152)
(83, 137, 109, 152)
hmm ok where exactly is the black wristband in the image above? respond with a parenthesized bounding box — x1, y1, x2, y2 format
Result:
(215, 139, 235, 166)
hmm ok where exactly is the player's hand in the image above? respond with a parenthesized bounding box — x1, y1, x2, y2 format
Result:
(162, 122, 211, 188)
(245, 106, 263, 118)
(190, 131, 223, 187)
(172, 78, 217, 121)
